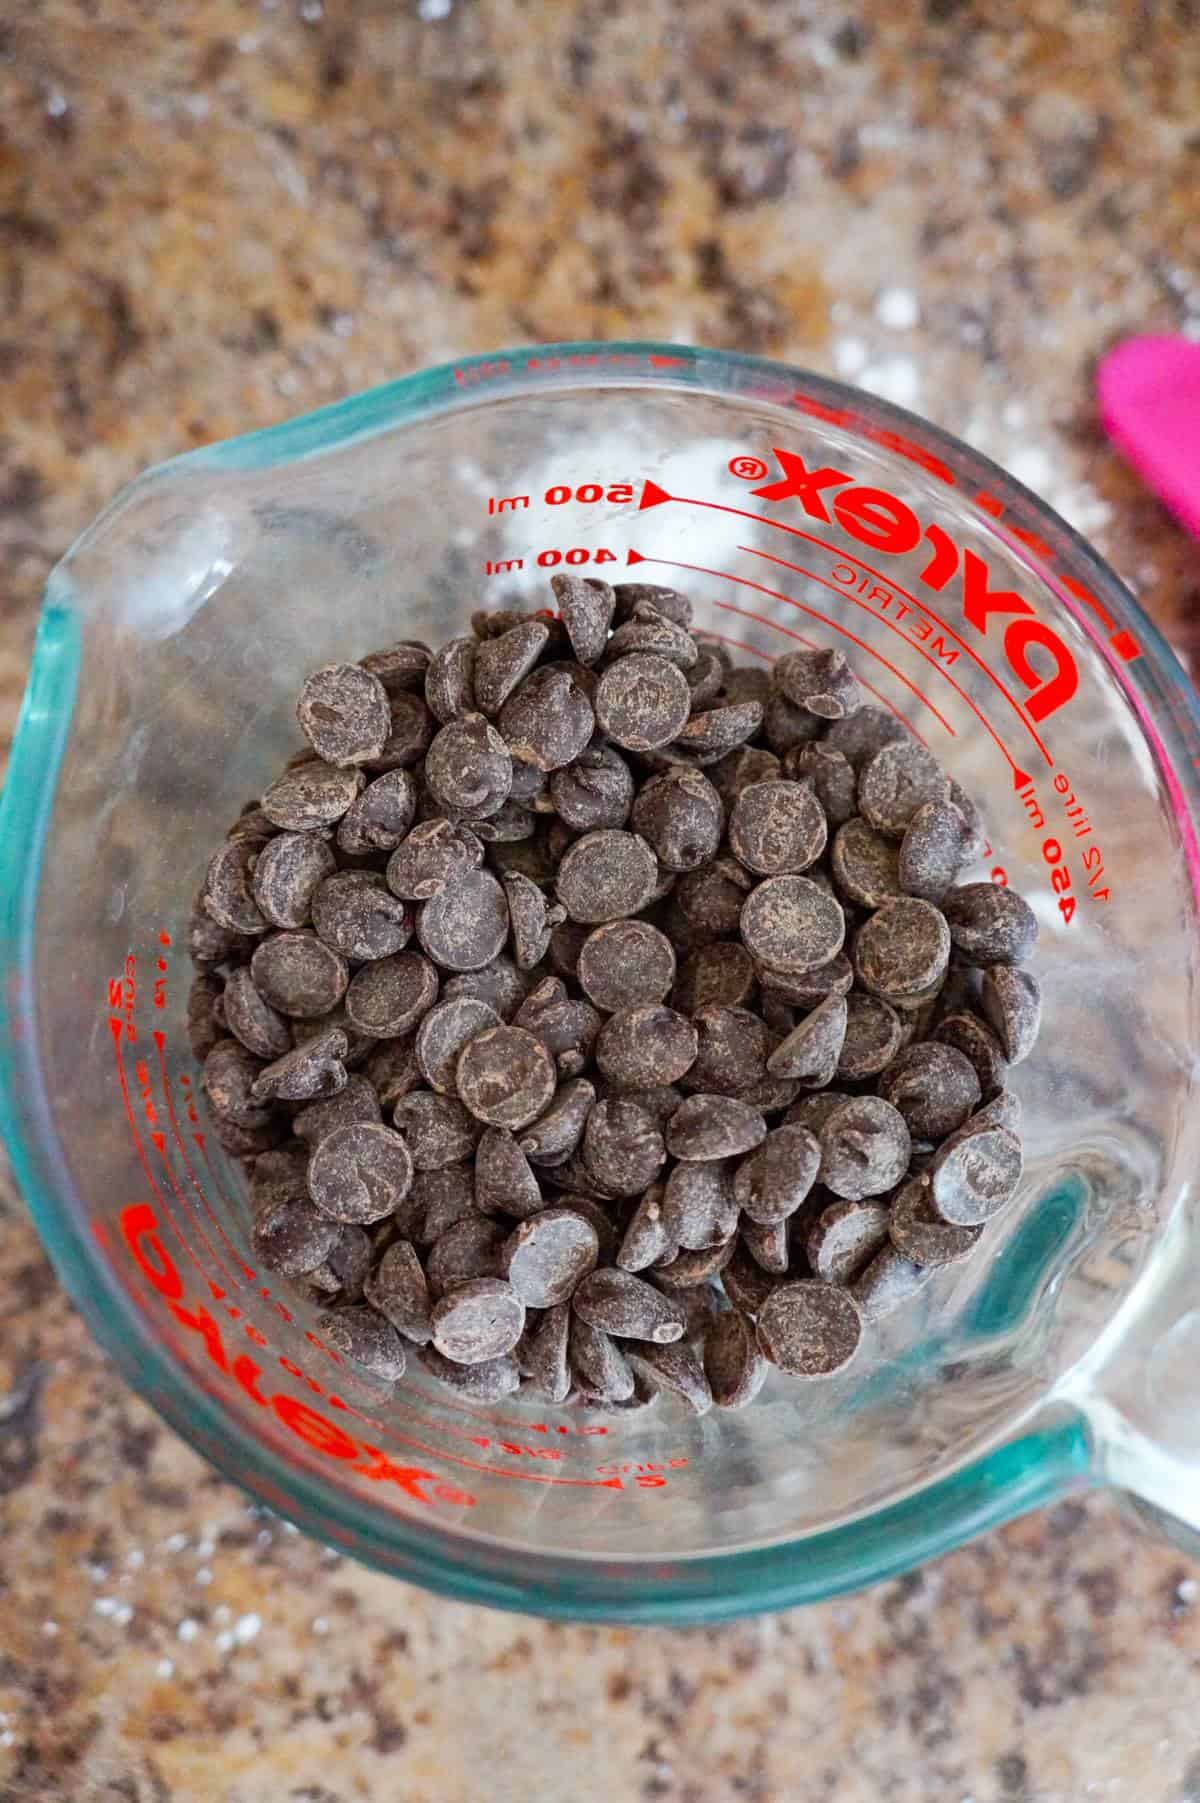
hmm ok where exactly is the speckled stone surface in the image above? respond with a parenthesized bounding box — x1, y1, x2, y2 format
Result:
(2, 4, 1200, 1799)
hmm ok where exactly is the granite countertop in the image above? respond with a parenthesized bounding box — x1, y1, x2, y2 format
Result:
(2, 4, 1200, 1799)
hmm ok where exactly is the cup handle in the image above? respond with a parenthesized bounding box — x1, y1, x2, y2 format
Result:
(1077, 1209, 1200, 1554)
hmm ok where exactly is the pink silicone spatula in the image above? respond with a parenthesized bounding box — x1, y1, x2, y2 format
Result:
(1098, 335, 1200, 542)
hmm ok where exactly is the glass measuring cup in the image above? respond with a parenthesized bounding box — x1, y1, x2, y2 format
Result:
(4, 341, 1200, 1623)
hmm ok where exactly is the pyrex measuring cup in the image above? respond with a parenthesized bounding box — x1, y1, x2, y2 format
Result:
(4, 342, 1200, 1624)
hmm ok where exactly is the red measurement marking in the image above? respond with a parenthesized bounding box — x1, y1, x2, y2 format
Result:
(741, 546, 1033, 787)
(636, 553, 956, 738)
(109, 1018, 217, 1289)
(638, 481, 1054, 767)
(154, 1030, 255, 1282)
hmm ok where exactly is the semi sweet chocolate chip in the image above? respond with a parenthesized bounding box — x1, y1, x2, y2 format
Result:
(517, 1077, 595, 1165)
(853, 897, 951, 1003)
(222, 966, 293, 1061)
(806, 1198, 891, 1284)
(203, 839, 271, 936)
(500, 665, 595, 771)
(552, 574, 616, 666)
(616, 1184, 676, 1272)
(704, 1310, 767, 1408)
(251, 1028, 348, 1103)
(941, 883, 1038, 965)
(575, 1268, 686, 1343)
(929, 1123, 1023, 1225)
(740, 875, 845, 974)
(318, 1305, 407, 1381)
(980, 964, 1042, 1061)
(251, 931, 350, 1018)
(473, 620, 551, 716)
(877, 1042, 981, 1140)
(431, 1277, 526, 1364)
(889, 1170, 982, 1266)
(417, 869, 510, 971)
(345, 951, 439, 1038)
(897, 801, 970, 902)
(667, 1093, 767, 1161)
(729, 780, 827, 876)
(631, 768, 724, 871)
(836, 991, 904, 1080)
(581, 1098, 665, 1195)
(364, 1240, 433, 1342)
(850, 1246, 935, 1322)
(858, 741, 951, 838)
(625, 1341, 712, 1414)
(386, 818, 484, 900)
(550, 743, 635, 832)
(576, 920, 677, 1013)
(456, 1024, 558, 1129)
(774, 647, 862, 720)
(556, 829, 659, 924)
(734, 1124, 821, 1225)
(297, 663, 391, 767)
(415, 997, 500, 1095)
(360, 640, 431, 697)
(819, 1095, 911, 1200)
(932, 1011, 1009, 1100)
(251, 832, 337, 929)
(425, 636, 477, 723)
(308, 1122, 414, 1224)
(765, 992, 848, 1084)
(424, 714, 513, 820)
(756, 1281, 862, 1376)
(313, 872, 412, 961)
(663, 1158, 739, 1250)
(424, 1217, 506, 1297)
(595, 1005, 698, 1090)
(393, 1091, 482, 1168)
(261, 759, 365, 832)
(595, 653, 692, 752)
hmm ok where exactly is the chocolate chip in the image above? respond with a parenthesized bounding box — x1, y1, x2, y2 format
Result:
(500, 665, 595, 771)
(423, 714, 513, 821)
(663, 1157, 739, 1249)
(740, 875, 845, 974)
(360, 640, 431, 697)
(850, 1246, 935, 1322)
(473, 620, 551, 715)
(757, 951, 854, 1009)
(594, 652, 692, 752)
(967, 1091, 1022, 1135)
(203, 839, 270, 936)
(756, 1280, 861, 1376)
(250, 931, 350, 1018)
(889, 1170, 982, 1267)
(345, 951, 438, 1039)
(550, 742, 635, 831)
(364, 1240, 433, 1342)
(574, 920, 676, 1014)
(782, 742, 856, 828)
(859, 741, 951, 839)
(363, 1035, 422, 1110)
(681, 1005, 768, 1097)
(595, 1005, 698, 1089)
(190, 893, 254, 969)
(251, 1027, 348, 1103)
(710, 744, 780, 801)
(704, 1310, 767, 1408)
(616, 1183, 675, 1272)
(721, 1238, 780, 1315)
(729, 780, 827, 876)
(819, 1095, 911, 1200)
(368, 693, 438, 772)
(853, 896, 951, 1003)
(555, 829, 658, 923)
(221, 966, 293, 1061)
(308, 1122, 414, 1224)
(296, 663, 391, 767)
(766, 992, 848, 1084)
(581, 1098, 665, 1195)
(416, 1345, 520, 1400)
(293, 1073, 382, 1144)
(612, 582, 693, 628)
(393, 1091, 482, 1168)
(778, 646, 863, 719)
(552, 574, 616, 666)
(762, 689, 824, 756)
(443, 954, 529, 1023)
(630, 768, 724, 871)
(831, 817, 903, 908)
(522, 1302, 572, 1402)
(667, 1093, 767, 1161)
(425, 1217, 506, 1297)
(676, 699, 764, 760)
(742, 1214, 790, 1273)
(456, 1024, 558, 1129)
(932, 1010, 1009, 1100)
(652, 1237, 738, 1289)
(806, 1197, 891, 1283)
(414, 997, 500, 1095)
(312, 872, 413, 961)
(823, 705, 907, 770)
(671, 858, 753, 940)
(898, 800, 971, 902)
(574, 1269, 686, 1343)
(625, 1341, 712, 1414)
(515, 977, 603, 1071)
(734, 1123, 821, 1224)
(670, 943, 754, 1015)
(431, 1276, 526, 1364)
(417, 868, 510, 971)
(877, 1042, 981, 1139)
(254, 1191, 344, 1278)
(608, 600, 699, 670)
(385, 817, 483, 900)
(569, 1316, 635, 1401)
(262, 758, 366, 832)
(501, 1207, 601, 1308)
(836, 990, 904, 1080)
(251, 832, 337, 930)
(187, 973, 224, 1062)
(502, 870, 563, 970)
(930, 1123, 1023, 1225)
(517, 1077, 595, 1165)
(688, 645, 726, 708)
(474, 1127, 544, 1218)
(979, 964, 1042, 1061)
(425, 636, 477, 723)
(318, 1305, 407, 1381)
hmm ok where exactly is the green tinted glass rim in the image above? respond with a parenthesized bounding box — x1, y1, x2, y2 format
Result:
(7, 338, 1187, 1622)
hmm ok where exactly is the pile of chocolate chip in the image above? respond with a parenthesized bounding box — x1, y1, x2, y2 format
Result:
(189, 577, 1041, 1415)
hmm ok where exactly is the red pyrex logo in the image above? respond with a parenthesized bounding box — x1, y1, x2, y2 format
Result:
(120, 1202, 476, 1509)
(743, 446, 1089, 725)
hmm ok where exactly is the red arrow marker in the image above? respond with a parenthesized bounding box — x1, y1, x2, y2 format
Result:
(638, 479, 672, 510)
(1012, 767, 1032, 791)
(626, 547, 646, 564)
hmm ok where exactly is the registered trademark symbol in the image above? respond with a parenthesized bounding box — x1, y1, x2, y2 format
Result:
(728, 455, 769, 481)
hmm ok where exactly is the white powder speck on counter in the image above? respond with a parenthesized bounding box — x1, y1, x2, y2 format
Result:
(858, 357, 921, 410)
(1007, 446, 1054, 492)
(176, 1618, 199, 1643)
(875, 288, 920, 330)
(234, 1613, 262, 1645)
(833, 337, 868, 376)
